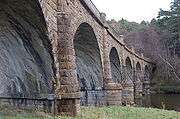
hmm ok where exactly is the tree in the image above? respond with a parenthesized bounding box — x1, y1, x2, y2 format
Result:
(153, 0, 180, 82)
(157, 0, 180, 57)
(150, 18, 157, 26)
(140, 20, 147, 26)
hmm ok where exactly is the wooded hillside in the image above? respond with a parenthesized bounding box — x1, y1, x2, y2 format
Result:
(108, 0, 180, 92)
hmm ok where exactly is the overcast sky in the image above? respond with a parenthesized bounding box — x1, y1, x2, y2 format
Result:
(91, 0, 172, 23)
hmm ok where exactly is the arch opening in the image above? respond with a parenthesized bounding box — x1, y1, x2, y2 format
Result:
(122, 57, 134, 105)
(125, 57, 133, 81)
(135, 62, 143, 100)
(126, 57, 132, 70)
(0, 0, 55, 98)
(74, 23, 103, 106)
(143, 65, 151, 95)
(145, 65, 150, 81)
(136, 62, 142, 81)
(136, 62, 141, 71)
(109, 47, 122, 83)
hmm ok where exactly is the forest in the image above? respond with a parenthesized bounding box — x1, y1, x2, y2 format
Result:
(108, 0, 180, 93)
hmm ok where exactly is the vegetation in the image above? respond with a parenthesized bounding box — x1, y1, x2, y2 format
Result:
(0, 106, 180, 119)
(108, 0, 180, 93)
(156, 0, 180, 57)
(151, 0, 180, 92)
(0, 105, 51, 119)
(107, 19, 149, 35)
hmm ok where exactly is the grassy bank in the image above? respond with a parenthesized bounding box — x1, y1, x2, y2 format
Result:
(0, 106, 180, 119)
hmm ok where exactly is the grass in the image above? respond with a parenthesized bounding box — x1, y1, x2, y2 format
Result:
(0, 106, 180, 119)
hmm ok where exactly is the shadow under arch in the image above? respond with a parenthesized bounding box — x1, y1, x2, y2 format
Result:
(143, 65, 151, 95)
(124, 57, 133, 83)
(136, 62, 142, 82)
(126, 57, 133, 69)
(144, 65, 151, 81)
(134, 62, 143, 101)
(122, 56, 134, 105)
(109, 47, 122, 83)
(136, 62, 141, 71)
(0, 0, 55, 98)
(74, 22, 103, 106)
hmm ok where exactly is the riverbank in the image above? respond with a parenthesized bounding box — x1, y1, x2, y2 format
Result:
(152, 81, 180, 94)
(0, 105, 179, 119)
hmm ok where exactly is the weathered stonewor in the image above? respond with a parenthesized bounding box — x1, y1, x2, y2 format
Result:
(122, 81, 134, 105)
(143, 81, 150, 95)
(134, 72, 143, 99)
(134, 81, 143, 99)
(121, 63, 135, 105)
(143, 65, 152, 95)
(134, 62, 142, 99)
(0, 0, 155, 117)
(103, 29, 122, 106)
(56, 10, 80, 116)
(104, 83, 122, 105)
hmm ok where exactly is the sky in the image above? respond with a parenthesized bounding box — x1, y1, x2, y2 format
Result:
(91, 0, 172, 23)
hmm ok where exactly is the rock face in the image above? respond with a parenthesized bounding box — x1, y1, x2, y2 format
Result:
(0, 0, 54, 98)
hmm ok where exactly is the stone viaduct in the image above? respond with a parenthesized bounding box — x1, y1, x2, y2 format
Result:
(0, 0, 154, 116)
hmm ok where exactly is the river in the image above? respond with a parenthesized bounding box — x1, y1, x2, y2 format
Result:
(136, 94, 180, 112)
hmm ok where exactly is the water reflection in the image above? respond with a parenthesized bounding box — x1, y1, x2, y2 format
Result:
(137, 94, 180, 112)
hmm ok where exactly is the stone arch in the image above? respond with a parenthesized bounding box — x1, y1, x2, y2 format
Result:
(142, 65, 151, 95)
(126, 57, 133, 69)
(125, 57, 133, 78)
(144, 65, 151, 81)
(134, 62, 143, 99)
(135, 62, 142, 81)
(124, 56, 133, 85)
(136, 62, 141, 71)
(0, 0, 55, 97)
(122, 56, 134, 105)
(74, 22, 103, 106)
(109, 47, 122, 83)
(72, 20, 103, 60)
(135, 62, 142, 82)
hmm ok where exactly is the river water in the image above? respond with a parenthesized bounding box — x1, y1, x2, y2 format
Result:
(137, 94, 180, 112)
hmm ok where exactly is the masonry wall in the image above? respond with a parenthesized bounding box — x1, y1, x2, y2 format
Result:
(0, 0, 55, 97)
(56, 0, 153, 108)
(0, 0, 153, 116)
